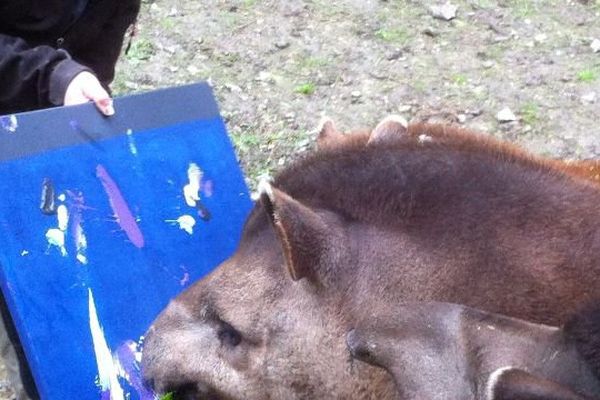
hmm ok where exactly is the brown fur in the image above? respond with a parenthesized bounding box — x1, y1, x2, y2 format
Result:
(347, 302, 600, 399)
(318, 121, 600, 187)
(143, 119, 600, 399)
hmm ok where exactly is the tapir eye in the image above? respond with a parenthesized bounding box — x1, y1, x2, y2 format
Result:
(217, 321, 242, 347)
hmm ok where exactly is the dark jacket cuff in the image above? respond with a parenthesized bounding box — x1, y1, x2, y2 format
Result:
(48, 55, 92, 105)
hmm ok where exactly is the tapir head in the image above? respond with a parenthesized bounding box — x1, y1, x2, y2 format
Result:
(142, 180, 397, 399)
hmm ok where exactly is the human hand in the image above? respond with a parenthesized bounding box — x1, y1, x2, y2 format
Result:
(64, 71, 115, 116)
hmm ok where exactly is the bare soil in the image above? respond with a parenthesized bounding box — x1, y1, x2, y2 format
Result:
(115, 0, 600, 190)
(1, 0, 599, 398)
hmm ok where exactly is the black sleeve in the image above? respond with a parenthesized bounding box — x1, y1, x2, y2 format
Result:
(0, 34, 90, 114)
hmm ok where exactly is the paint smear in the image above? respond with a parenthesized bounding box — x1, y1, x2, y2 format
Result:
(89, 289, 125, 400)
(126, 129, 138, 156)
(0, 115, 18, 133)
(69, 191, 89, 265)
(113, 340, 156, 400)
(202, 180, 213, 198)
(96, 165, 145, 248)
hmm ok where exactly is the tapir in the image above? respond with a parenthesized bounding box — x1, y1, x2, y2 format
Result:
(143, 118, 600, 399)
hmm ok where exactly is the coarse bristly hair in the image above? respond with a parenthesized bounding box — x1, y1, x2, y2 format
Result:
(564, 302, 600, 380)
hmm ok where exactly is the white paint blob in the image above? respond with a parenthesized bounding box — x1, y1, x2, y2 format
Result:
(88, 289, 125, 400)
(183, 163, 203, 207)
(418, 134, 433, 144)
(57, 193, 66, 202)
(2, 115, 18, 133)
(20, 250, 29, 257)
(165, 214, 196, 235)
(46, 229, 67, 256)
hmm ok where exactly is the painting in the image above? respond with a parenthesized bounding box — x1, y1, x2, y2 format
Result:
(0, 83, 252, 399)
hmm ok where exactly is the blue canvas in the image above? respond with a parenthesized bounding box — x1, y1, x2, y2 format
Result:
(0, 83, 252, 399)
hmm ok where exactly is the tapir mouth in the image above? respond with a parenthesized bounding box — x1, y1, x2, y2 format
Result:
(162, 382, 225, 400)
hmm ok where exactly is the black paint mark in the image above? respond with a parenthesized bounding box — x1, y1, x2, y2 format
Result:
(196, 202, 211, 221)
(40, 178, 56, 215)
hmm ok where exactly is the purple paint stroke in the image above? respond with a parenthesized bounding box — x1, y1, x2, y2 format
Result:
(115, 341, 156, 400)
(96, 165, 145, 248)
(202, 180, 213, 198)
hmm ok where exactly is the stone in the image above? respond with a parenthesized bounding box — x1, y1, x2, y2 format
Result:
(496, 107, 517, 122)
(429, 3, 458, 21)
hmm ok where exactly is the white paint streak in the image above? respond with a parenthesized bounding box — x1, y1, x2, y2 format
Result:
(88, 289, 125, 400)
(20, 250, 29, 256)
(183, 163, 203, 207)
(74, 222, 88, 265)
(57, 204, 69, 231)
(46, 203, 69, 256)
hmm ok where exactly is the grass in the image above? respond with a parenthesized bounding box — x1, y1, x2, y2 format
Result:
(374, 28, 408, 44)
(577, 69, 597, 82)
(160, 17, 176, 30)
(509, 0, 537, 17)
(452, 74, 468, 86)
(159, 393, 174, 400)
(126, 38, 155, 63)
(296, 57, 330, 71)
(294, 83, 316, 95)
(520, 102, 538, 125)
(231, 132, 260, 153)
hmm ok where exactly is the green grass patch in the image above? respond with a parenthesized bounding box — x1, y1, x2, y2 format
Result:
(160, 17, 176, 30)
(520, 102, 538, 125)
(294, 83, 316, 95)
(452, 74, 468, 85)
(231, 132, 260, 153)
(159, 393, 174, 400)
(374, 28, 408, 44)
(297, 57, 330, 70)
(577, 69, 597, 82)
(126, 38, 154, 63)
(509, 0, 536, 17)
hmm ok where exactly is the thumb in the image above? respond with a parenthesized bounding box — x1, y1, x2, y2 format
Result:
(64, 71, 115, 116)
(82, 77, 115, 116)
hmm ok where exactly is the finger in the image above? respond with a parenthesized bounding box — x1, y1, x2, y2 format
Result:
(63, 89, 90, 106)
(83, 82, 115, 116)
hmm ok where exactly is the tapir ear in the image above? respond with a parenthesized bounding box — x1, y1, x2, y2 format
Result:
(316, 117, 344, 149)
(367, 115, 408, 146)
(258, 181, 329, 282)
(488, 367, 589, 400)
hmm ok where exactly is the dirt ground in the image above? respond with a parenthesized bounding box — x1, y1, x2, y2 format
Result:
(115, 0, 600, 191)
(1, 0, 599, 398)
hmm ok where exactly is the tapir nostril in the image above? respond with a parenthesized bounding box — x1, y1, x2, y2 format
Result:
(346, 329, 361, 357)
